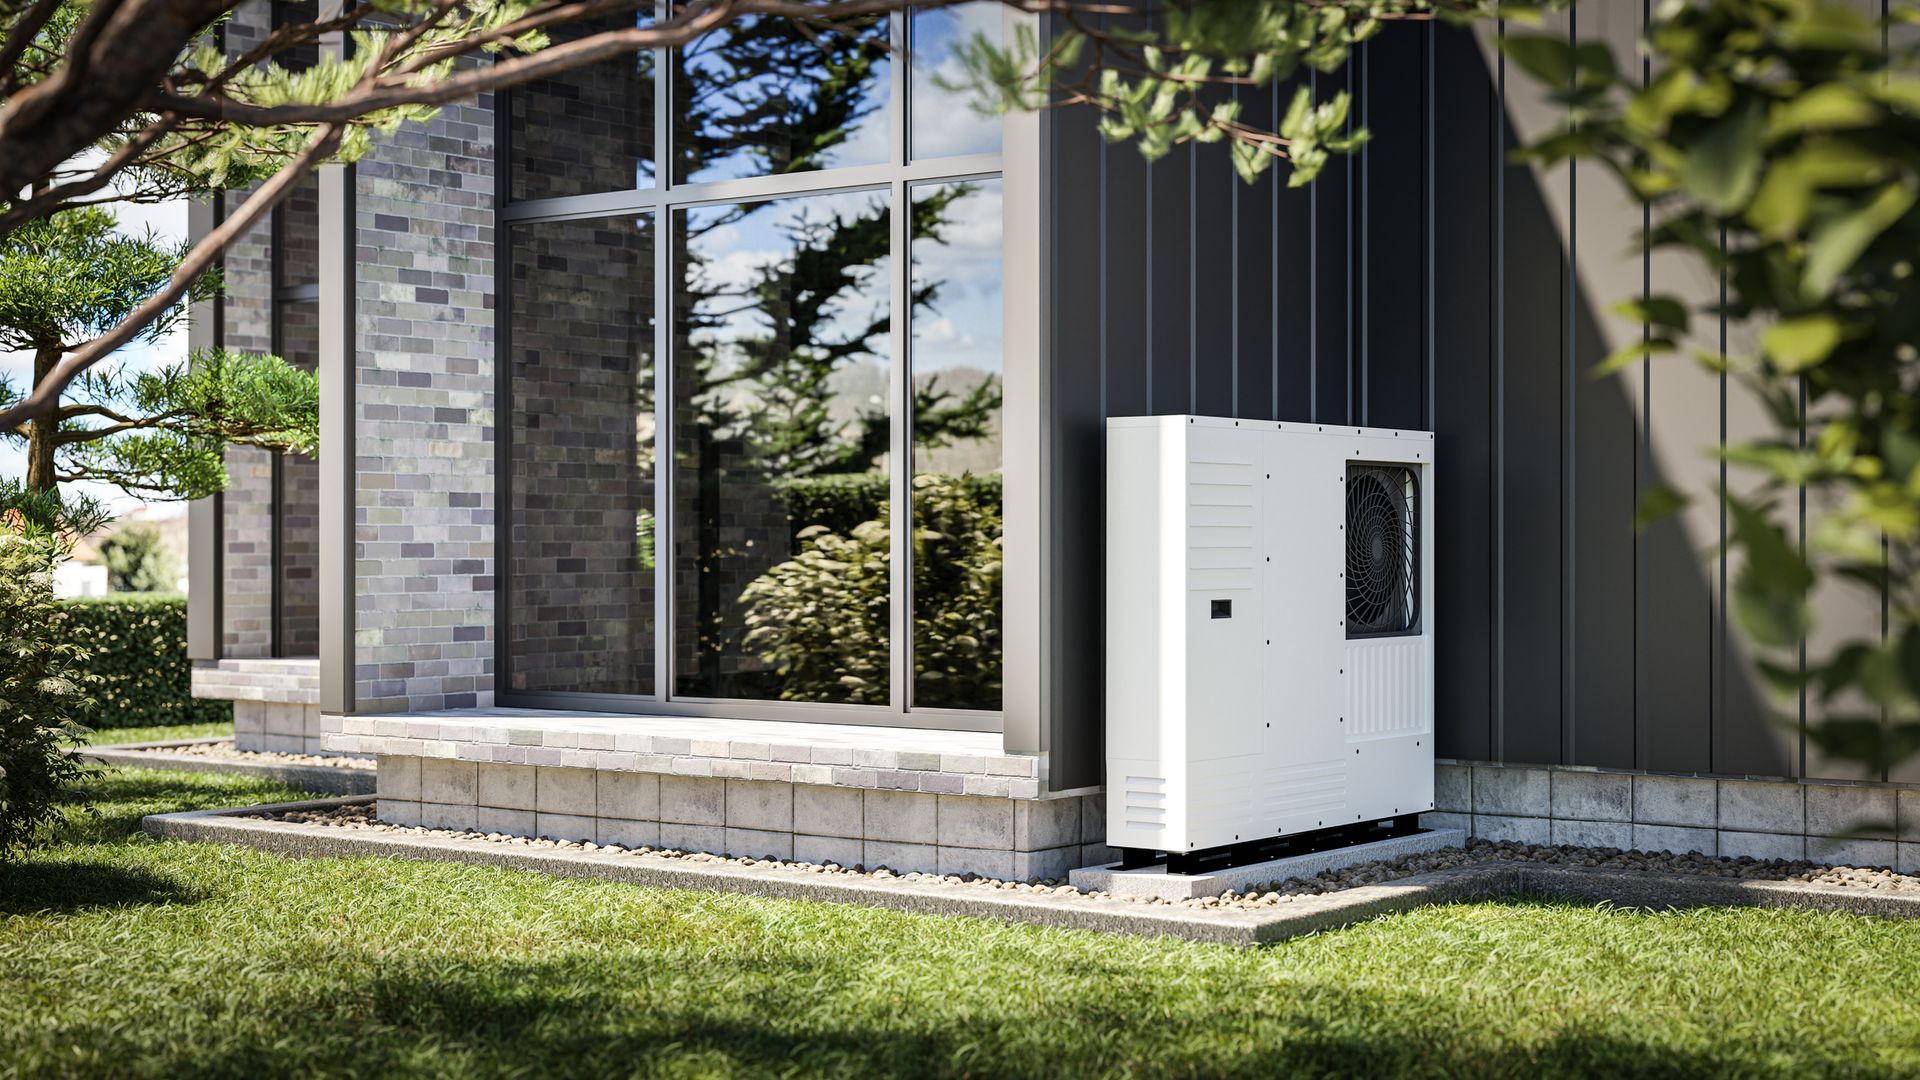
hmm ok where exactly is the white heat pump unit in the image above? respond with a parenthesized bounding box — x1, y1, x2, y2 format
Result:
(1105, 416, 1435, 869)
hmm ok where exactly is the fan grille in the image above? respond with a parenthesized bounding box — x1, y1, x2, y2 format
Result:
(1346, 464, 1419, 637)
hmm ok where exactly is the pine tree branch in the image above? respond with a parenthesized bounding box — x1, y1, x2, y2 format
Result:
(0, 122, 341, 434)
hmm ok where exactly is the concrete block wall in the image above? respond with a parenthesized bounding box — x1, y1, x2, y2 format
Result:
(1427, 762, 1920, 873)
(350, 83, 498, 711)
(376, 756, 1111, 880)
(234, 701, 330, 755)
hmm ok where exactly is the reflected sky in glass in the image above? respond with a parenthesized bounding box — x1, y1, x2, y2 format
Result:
(911, 3, 1003, 160)
(676, 16, 890, 185)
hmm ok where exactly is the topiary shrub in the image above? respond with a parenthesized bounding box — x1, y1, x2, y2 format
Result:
(0, 533, 92, 858)
(741, 473, 1002, 710)
(59, 594, 228, 729)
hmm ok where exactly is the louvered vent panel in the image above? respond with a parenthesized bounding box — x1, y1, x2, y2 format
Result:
(1345, 638, 1432, 736)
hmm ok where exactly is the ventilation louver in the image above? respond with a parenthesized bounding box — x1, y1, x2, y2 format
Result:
(1345, 463, 1419, 637)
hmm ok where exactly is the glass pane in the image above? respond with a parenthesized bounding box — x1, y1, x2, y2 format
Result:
(673, 191, 891, 703)
(673, 15, 890, 185)
(276, 175, 318, 287)
(510, 15, 655, 201)
(508, 215, 657, 696)
(910, 179, 1002, 710)
(275, 299, 319, 658)
(910, 2, 1002, 160)
(220, 445, 273, 658)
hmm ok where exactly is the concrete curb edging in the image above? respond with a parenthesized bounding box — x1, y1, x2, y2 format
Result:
(141, 799, 1920, 945)
(79, 740, 376, 796)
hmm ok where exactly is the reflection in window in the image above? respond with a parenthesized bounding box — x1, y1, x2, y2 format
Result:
(277, 174, 319, 287)
(510, 15, 655, 201)
(910, 3, 1002, 160)
(674, 191, 891, 703)
(508, 216, 657, 695)
(910, 180, 1003, 709)
(673, 15, 890, 185)
(275, 299, 320, 657)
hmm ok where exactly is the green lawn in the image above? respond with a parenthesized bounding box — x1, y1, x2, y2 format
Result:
(82, 720, 234, 746)
(4, 768, 1920, 1078)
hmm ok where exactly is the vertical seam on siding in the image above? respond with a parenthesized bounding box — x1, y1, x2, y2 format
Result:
(1493, 21, 1508, 763)
(1564, 3, 1578, 766)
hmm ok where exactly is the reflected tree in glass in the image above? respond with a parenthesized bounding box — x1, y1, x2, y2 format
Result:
(673, 191, 893, 703)
(674, 14, 890, 185)
(910, 179, 1003, 710)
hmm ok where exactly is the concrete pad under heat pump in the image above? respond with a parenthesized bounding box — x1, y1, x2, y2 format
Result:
(1068, 828, 1467, 901)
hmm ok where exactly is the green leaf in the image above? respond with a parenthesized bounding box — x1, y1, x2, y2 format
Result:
(1611, 295, 1691, 333)
(1504, 34, 1578, 87)
(1763, 314, 1844, 372)
(1726, 497, 1814, 649)
(1767, 83, 1882, 139)
(1593, 337, 1676, 378)
(1680, 98, 1766, 212)
(1804, 180, 1919, 298)
(1634, 485, 1689, 531)
(1626, 67, 1697, 135)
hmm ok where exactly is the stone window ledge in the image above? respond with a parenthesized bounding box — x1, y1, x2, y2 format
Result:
(191, 658, 320, 705)
(324, 707, 1062, 800)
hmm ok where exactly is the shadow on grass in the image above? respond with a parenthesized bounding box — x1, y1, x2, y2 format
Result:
(47, 766, 305, 846)
(155, 955, 1776, 1079)
(0, 860, 198, 915)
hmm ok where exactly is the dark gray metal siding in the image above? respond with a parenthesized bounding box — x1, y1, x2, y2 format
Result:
(1045, 8, 1889, 791)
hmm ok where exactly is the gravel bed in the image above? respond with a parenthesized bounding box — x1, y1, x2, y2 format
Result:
(250, 802, 1920, 910)
(128, 741, 375, 771)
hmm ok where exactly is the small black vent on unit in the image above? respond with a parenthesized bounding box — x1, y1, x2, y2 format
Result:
(1346, 463, 1419, 637)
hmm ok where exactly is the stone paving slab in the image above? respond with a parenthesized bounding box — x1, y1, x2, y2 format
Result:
(80, 740, 375, 796)
(1069, 829, 1467, 900)
(141, 798, 1920, 945)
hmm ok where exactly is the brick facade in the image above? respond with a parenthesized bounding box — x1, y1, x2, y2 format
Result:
(349, 86, 497, 710)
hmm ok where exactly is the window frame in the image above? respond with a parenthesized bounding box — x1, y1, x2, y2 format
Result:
(494, 8, 1012, 731)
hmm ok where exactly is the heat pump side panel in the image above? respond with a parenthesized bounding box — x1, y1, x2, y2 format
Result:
(1105, 418, 1188, 851)
(1178, 421, 1266, 851)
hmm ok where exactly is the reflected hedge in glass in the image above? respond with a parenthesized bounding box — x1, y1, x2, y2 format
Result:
(507, 215, 656, 696)
(510, 15, 655, 201)
(911, 179, 1003, 710)
(673, 14, 890, 185)
(674, 191, 892, 703)
(910, 2, 1003, 161)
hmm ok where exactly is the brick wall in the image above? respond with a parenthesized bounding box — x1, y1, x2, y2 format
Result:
(350, 85, 497, 710)
(221, 167, 276, 657)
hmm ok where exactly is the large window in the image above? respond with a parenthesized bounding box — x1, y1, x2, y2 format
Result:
(502, 5, 1005, 724)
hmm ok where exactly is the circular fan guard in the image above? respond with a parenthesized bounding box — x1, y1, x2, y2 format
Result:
(1346, 465, 1418, 636)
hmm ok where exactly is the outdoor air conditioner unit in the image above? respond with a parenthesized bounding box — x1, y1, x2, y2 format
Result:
(1104, 416, 1436, 872)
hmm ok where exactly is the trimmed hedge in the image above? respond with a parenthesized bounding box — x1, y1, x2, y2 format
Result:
(59, 594, 230, 730)
(775, 472, 1003, 542)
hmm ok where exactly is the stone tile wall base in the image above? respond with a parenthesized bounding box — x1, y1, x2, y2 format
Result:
(234, 701, 342, 756)
(376, 756, 1102, 879)
(1432, 761, 1920, 874)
